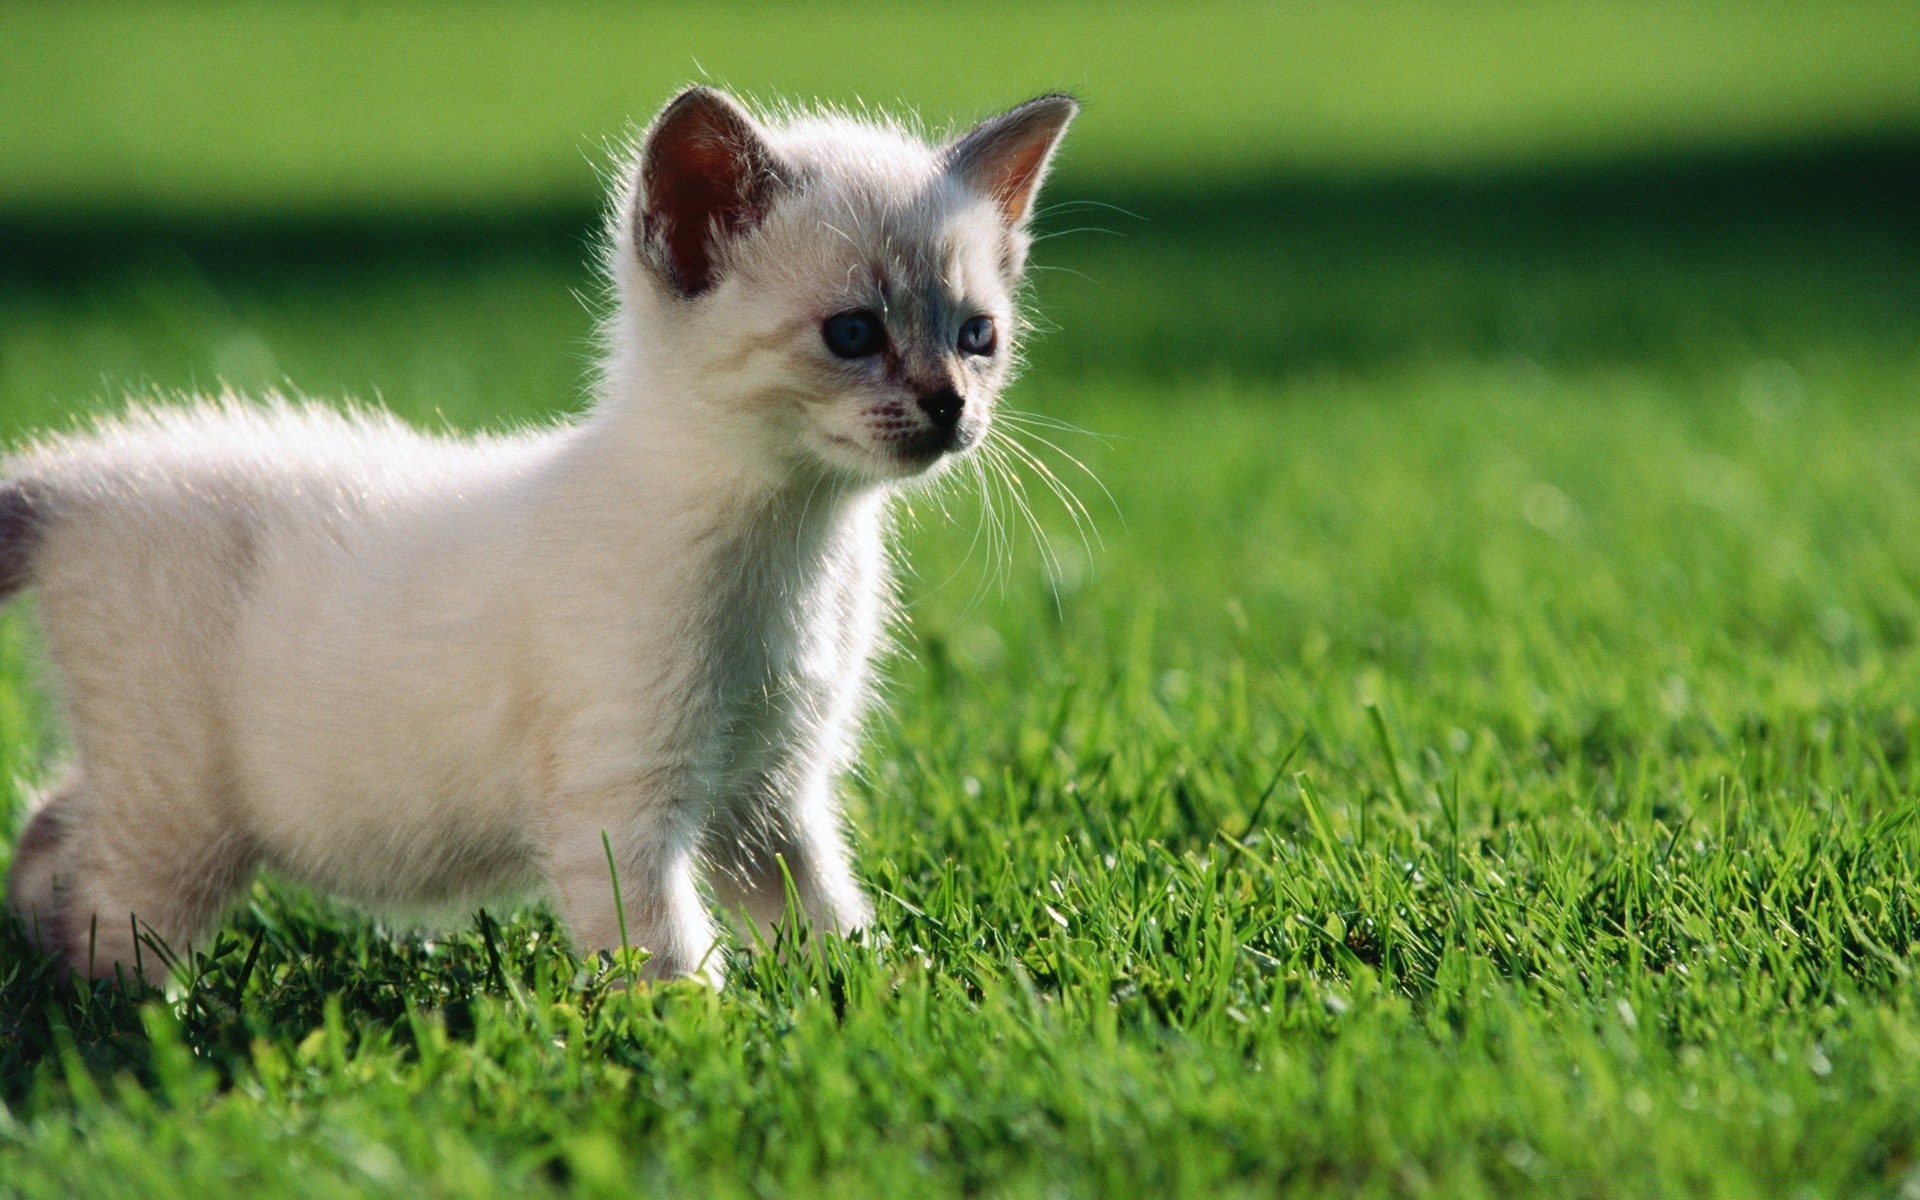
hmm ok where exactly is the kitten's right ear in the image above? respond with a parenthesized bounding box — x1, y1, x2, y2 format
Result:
(946, 93, 1078, 229)
(635, 87, 787, 297)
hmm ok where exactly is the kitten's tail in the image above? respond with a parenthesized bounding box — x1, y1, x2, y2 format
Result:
(0, 479, 44, 602)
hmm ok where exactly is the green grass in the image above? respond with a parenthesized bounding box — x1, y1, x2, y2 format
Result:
(6, 3, 1920, 1196)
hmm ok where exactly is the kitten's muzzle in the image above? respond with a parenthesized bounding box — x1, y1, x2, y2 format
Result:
(885, 386, 975, 467)
(916, 386, 965, 445)
(918, 384, 964, 432)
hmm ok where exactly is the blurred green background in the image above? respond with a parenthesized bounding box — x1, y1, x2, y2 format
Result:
(7, 1, 1920, 212)
(7, 3, 1920, 1195)
(4, 0, 1917, 413)
(3, 0, 1917, 412)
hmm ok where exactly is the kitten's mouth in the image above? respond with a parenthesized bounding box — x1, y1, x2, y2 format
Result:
(822, 428, 974, 477)
(883, 424, 983, 476)
(896, 426, 970, 463)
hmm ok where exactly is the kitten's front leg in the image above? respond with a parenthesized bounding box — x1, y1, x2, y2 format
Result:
(545, 793, 721, 985)
(708, 782, 873, 950)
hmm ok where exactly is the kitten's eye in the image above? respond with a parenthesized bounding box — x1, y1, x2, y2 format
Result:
(822, 310, 886, 359)
(958, 315, 997, 357)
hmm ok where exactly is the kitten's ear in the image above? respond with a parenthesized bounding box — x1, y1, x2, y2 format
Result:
(946, 93, 1078, 228)
(636, 87, 787, 296)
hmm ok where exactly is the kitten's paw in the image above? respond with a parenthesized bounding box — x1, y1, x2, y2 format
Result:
(688, 951, 727, 989)
(596, 943, 727, 989)
(816, 889, 874, 939)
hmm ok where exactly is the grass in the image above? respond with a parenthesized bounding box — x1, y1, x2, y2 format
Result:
(4, 1, 1920, 213)
(6, 2, 1920, 1195)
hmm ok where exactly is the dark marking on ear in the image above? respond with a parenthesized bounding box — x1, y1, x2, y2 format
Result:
(0, 479, 44, 601)
(638, 87, 789, 297)
(946, 93, 1078, 228)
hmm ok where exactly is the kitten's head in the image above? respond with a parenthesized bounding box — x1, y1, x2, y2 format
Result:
(607, 88, 1075, 487)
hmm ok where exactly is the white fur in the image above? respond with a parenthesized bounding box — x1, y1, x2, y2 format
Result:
(1, 89, 1074, 984)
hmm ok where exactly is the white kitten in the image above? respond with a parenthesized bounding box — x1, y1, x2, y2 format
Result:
(0, 87, 1075, 984)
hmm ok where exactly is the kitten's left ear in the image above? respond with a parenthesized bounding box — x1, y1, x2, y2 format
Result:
(636, 86, 789, 297)
(946, 93, 1078, 228)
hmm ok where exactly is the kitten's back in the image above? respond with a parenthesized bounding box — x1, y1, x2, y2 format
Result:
(4, 398, 548, 721)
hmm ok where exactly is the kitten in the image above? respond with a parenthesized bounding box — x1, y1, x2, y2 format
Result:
(0, 87, 1075, 985)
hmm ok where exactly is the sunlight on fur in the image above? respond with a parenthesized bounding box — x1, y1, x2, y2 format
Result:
(0, 87, 1076, 986)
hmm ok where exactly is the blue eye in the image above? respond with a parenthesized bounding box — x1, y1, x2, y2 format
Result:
(822, 310, 886, 359)
(958, 315, 996, 356)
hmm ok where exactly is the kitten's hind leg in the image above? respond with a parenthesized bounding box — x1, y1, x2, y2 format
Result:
(6, 772, 84, 953)
(16, 776, 258, 986)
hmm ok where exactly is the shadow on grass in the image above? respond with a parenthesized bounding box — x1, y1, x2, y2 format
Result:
(2, 128, 1916, 385)
(0, 891, 578, 1107)
(1037, 128, 1920, 382)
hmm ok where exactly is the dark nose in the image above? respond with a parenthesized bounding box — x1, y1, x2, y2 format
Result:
(916, 386, 964, 436)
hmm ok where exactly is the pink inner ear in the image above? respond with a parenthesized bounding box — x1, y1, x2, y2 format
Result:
(642, 92, 779, 295)
(975, 137, 1058, 227)
(948, 95, 1076, 229)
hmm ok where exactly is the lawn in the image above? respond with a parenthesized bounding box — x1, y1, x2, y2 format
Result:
(4, 3, 1920, 1196)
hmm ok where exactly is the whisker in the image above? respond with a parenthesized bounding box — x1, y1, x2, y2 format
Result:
(998, 408, 1134, 444)
(977, 442, 1019, 587)
(996, 432, 1101, 558)
(1023, 263, 1095, 283)
(980, 454, 1013, 608)
(920, 450, 999, 609)
(1035, 198, 1148, 222)
(997, 424, 1125, 532)
(980, 441, 1030, 603)
(1029, 225, 1126, 244)
(988, 438, 1066, 615)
